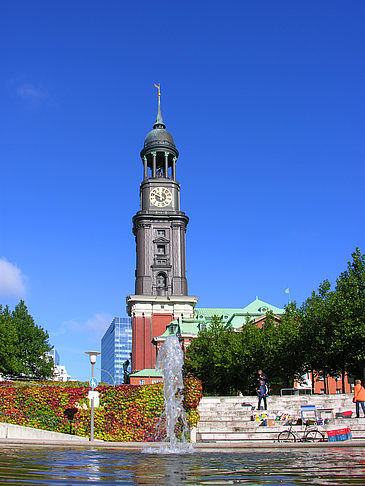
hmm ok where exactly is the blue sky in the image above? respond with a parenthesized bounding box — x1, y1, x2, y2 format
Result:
(1, 1, 364, 381)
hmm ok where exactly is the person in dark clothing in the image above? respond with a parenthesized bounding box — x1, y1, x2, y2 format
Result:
(257, 380, 268, 410)
(257, 370, 267, 385)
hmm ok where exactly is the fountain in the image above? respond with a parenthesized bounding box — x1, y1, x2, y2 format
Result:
(1, 336, 361, 481)
(144, 335, 193, 453)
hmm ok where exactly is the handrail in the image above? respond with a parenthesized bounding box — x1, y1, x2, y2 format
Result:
(280, 387, 312, 396)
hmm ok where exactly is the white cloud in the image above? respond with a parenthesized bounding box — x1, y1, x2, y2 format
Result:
(64, 313, 113, 338)
(17, 83, 48, 103)
(0, 258, 27, 298)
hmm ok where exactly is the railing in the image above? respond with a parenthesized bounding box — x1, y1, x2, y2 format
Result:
(280, 387, 312, 396)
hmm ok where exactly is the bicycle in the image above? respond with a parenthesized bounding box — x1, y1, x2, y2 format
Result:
(277, 421, 326, 443)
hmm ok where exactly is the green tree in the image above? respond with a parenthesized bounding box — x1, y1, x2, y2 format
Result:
(298, 248, 365, 393)
(269, 303, 302, 388)
(331, 248, 365, 386)
(0, 305, 20, 375)
(184, 316, 239, 395)
(184, 311, 304, 396)
(236, 318, 261, 394)
(10, 300, 53, 379)
(242, 307, 302, 393)
(184, 249, 365, 396)
(298, 280, 338, 393)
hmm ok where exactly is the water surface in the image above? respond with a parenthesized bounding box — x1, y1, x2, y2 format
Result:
(0, 447, 364, 485)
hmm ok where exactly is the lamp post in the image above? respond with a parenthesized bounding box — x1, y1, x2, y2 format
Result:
(85, 351, 100, 441)
(97, 367, 115, 387)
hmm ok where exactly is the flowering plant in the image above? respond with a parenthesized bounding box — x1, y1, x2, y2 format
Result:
(0, 376, 202, 441)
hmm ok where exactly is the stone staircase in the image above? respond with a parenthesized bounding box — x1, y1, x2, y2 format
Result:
(195, 394, 365, 443)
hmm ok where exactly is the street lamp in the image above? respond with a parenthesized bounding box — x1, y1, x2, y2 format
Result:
(85, 351, 101, 441)
(97, 367, 115, 387)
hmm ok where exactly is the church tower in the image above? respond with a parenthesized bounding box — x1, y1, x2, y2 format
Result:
(127, 86, 198, 374)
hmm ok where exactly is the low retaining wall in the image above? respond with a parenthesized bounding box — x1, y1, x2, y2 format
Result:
(0, 422, 90, 442)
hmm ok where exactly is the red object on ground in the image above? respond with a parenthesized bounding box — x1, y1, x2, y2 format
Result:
(327, 427, 352, 442)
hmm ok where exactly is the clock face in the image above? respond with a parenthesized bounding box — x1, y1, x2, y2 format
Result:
(150, 187, 172, 207)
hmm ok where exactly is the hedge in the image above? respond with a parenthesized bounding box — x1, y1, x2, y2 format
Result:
(0, 375, 202, 441)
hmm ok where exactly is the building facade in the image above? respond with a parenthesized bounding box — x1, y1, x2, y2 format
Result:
(127, 87, 198, 375)
(153, 298, 285, 352)
(47, 348, 71, 382)
(101, 317, 132, 385)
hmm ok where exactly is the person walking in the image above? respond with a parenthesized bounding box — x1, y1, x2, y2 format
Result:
(353, 379, 365, 418)
(257, 380, 268, 410)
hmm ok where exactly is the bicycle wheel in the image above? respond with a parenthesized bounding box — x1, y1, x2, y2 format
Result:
(305, 430, 325, 442)
(278, 431, 296, 442)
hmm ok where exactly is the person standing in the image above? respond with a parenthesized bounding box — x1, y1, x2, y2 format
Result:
(353, 379, 365, 418)
(257, 380, 268, 410)
(257, 370, 267, 385)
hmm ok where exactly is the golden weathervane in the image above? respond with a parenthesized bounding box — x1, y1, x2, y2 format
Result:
(154, 83, 161, 99)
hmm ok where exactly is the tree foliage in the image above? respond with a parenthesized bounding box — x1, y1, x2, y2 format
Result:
(298, 280, 336, 392)
(184, 311, 302, 396)
(298, 248, 365, 390)
(184, 249, 365, 396)
(0, 300, 53, 379)
(184, 316, 239, 395)
(333, 248, 365, 379)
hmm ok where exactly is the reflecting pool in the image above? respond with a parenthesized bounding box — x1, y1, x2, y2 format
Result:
(0, 447, 364, 485)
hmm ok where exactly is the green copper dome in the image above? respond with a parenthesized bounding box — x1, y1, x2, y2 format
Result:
(143, 127, 176, 151)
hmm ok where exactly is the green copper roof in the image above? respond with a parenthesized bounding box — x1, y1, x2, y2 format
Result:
(194, 308, 243, 320)
(195, 299, 284, 319)
(194, 298, 284, 330)
(154, 298, 285, 339)
(241, 298, 284, 315)
(159, 319, 201, 338)
(130, 369, 163, 377)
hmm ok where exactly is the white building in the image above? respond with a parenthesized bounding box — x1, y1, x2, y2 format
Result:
(47, 349, 71, 382)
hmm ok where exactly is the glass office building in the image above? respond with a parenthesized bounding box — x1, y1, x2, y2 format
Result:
(47, 348, 60, 366)
(101, 317, 132, 386)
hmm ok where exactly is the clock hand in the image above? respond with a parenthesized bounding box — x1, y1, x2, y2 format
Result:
(154, 191, 166, 202)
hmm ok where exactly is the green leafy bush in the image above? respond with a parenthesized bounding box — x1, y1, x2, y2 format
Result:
(0, 377, 202, 441)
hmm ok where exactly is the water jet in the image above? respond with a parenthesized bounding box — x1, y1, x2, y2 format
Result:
(144, 335, 193, 453)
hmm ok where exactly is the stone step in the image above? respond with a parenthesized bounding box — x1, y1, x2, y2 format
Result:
(197, 420, 365, 433)
(199, 395, 353, 403)
(198, 407, 352, 415)
(199, 408, 352, 418)
(197, 427, 365, 442)
(196, 394, 360, 443)
(199, 399, 353, 408)
(199, 403, 353, 415)
(198, 412, 253, 420)
(198, 417, 364, 426)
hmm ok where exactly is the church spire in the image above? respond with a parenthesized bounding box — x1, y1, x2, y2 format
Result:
(153, 83, 166, 129)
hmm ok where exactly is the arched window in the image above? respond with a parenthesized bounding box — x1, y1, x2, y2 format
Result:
(156, 273, 167, 295)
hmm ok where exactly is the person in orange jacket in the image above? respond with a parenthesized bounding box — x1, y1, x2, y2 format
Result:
(353, 379, 365, 418)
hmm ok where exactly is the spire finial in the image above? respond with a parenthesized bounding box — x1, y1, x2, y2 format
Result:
(153, 83, 165, 128)
(154, 83, 161, 99)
